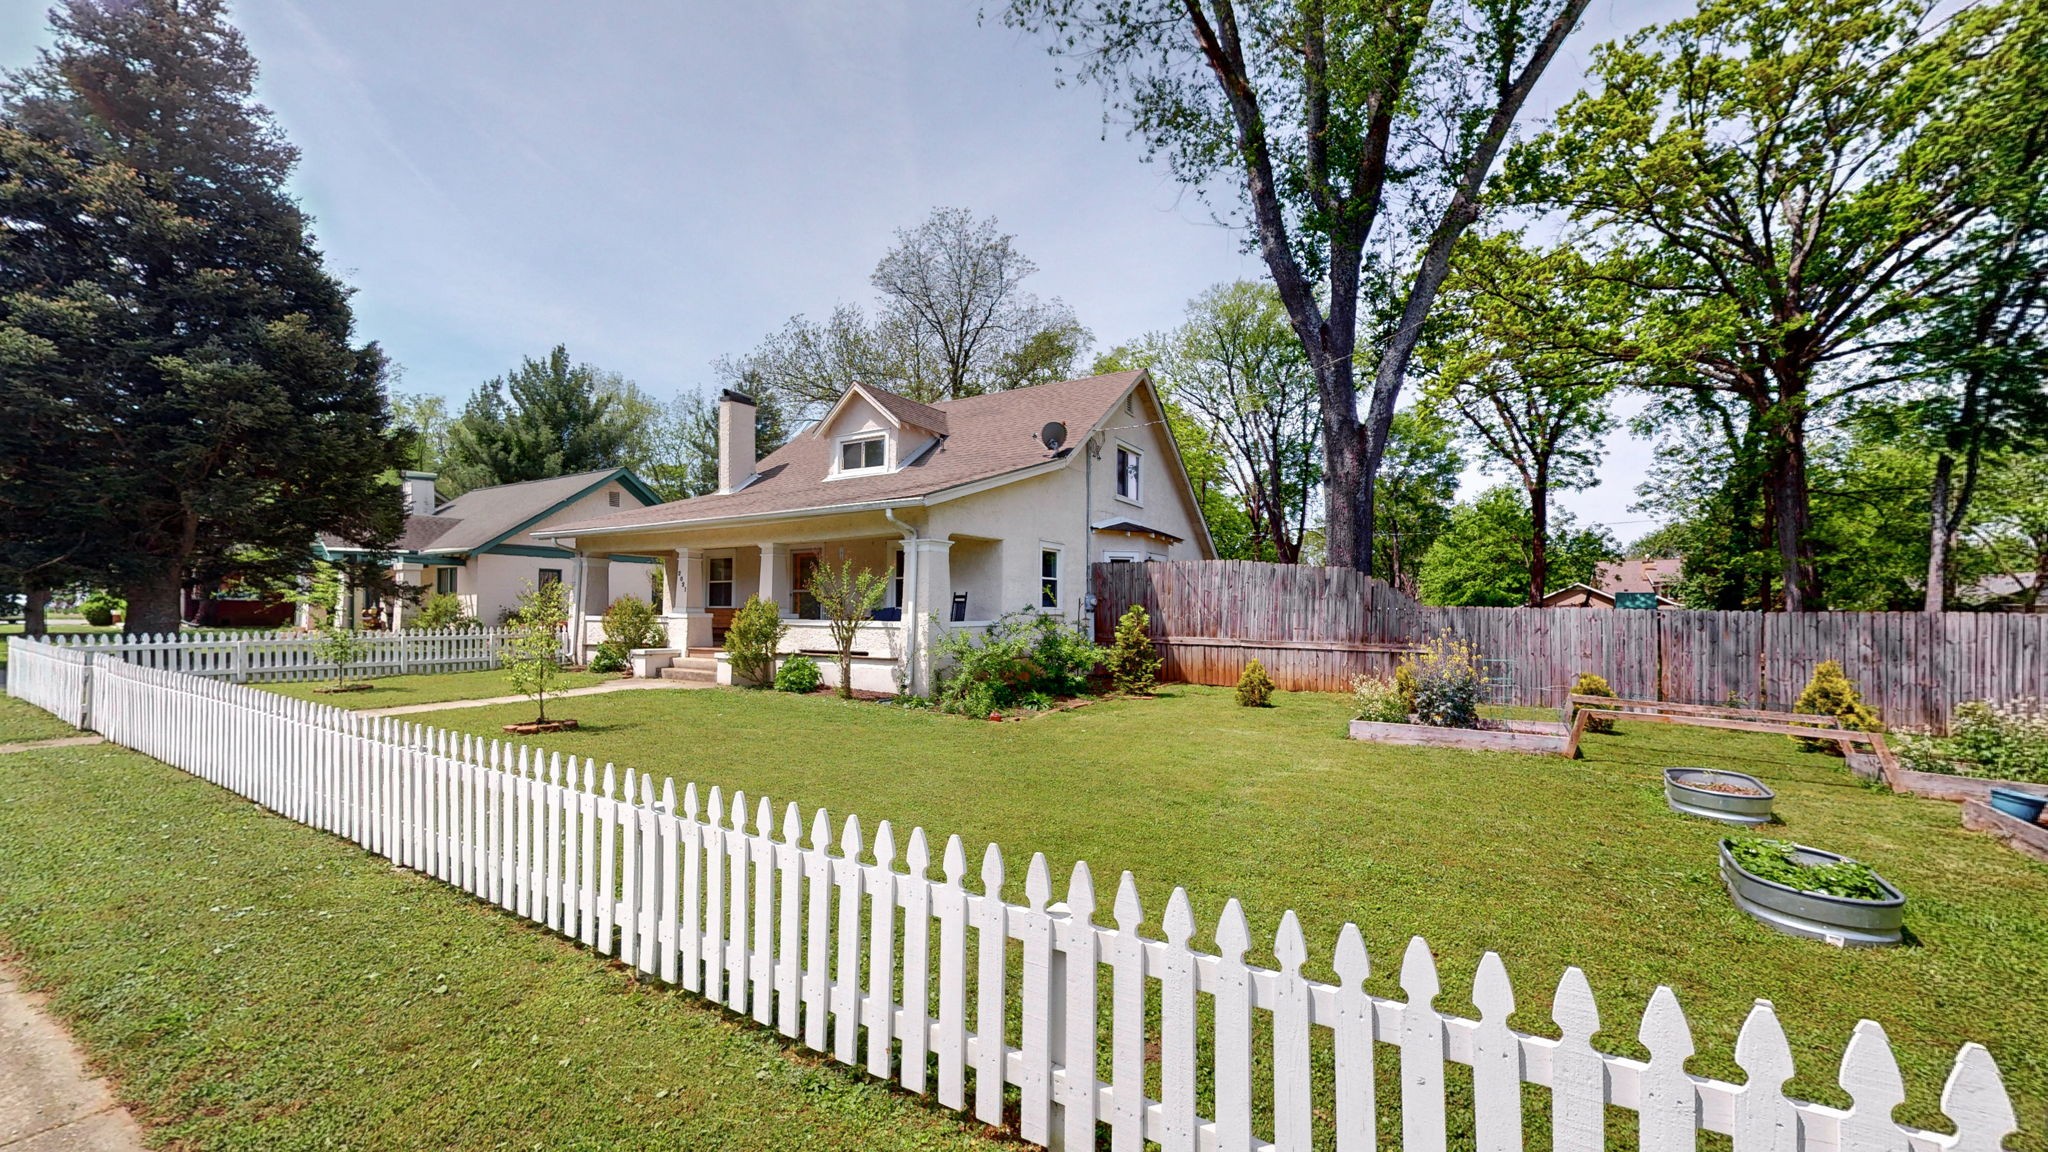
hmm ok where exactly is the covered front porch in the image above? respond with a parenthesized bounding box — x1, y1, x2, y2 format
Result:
(561, 510, 1012, 696)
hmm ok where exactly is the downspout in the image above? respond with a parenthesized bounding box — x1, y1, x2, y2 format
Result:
(1082, 432, 1101, 637)
(884, 506, 919, 695)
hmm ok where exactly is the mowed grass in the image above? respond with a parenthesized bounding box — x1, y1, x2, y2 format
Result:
(0, 693, 88, 744)
(1, 682, 2041, 1150)
(408, 685, 2048, 1145)
(0, 739, 1004, 1151)
(256, 667, 615, 711)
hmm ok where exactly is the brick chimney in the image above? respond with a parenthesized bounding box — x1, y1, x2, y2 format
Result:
(717, 389, 757, 494)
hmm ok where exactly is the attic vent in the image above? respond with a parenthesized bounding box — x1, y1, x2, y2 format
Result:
(608, 491, 621, 508)
(1125, 396, 1134, 416)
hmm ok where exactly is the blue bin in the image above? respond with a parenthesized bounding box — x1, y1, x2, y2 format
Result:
(1989, 786, 2047, 825)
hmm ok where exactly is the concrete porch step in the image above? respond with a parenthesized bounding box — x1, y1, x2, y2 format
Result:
(660, 656, 718, 683)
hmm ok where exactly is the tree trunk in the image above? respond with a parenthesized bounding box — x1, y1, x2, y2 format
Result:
(1527, 481, 1550, 608)
(839, 651, 853, 700)
(122, 564, 185, 635)
(23, 584, 49, 638)
(1318, 360, 1369, 572)
(1769, 419, 1823, 612)
(1925, 454, 1953, 614)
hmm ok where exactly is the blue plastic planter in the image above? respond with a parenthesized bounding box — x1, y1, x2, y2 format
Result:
(1989, 786, 2047, 825)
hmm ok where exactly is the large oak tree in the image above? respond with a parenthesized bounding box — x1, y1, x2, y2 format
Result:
(1002, 0, 1591, 573)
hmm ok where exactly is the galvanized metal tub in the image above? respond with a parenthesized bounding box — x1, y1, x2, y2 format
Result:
(1665, 767, 1775, 825)
(1719, 840, 1905, 948)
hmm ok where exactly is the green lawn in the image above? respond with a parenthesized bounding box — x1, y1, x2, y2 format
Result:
(404, 685, 2047, 1145)
(0, 683, 2040, 1150)
(0, 620, 120, 668)
(0, 693, 87, 744)
(0, 739, 1000, 1150)
(255, 667, 616, 710)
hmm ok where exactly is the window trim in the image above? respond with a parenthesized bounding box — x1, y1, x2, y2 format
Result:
(893, 548, 906, 609)
(537, 568, 563, 589)
(1113, 441, 1143, 506)
(1039, 545, 1062, 611)
(705, 554, 735, 610)
(832, 432, 890, 477)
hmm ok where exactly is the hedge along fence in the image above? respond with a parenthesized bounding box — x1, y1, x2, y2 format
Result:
(6, 640, 2026, 1152)
(30, 626, 557, 683)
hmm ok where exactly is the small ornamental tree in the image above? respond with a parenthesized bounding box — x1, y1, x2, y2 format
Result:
(415, 592, 476, 631)
(1573, 671, 1618, 734)
(724, 595, 785, 688)
(808, 556, 889, 699)
(504, 579, 571, 723)
(1104, 604, 1162, 695)
(312, 625, 368, 691)
(1235, 659, 1275, 707)
(1793, 660, 1883, 753)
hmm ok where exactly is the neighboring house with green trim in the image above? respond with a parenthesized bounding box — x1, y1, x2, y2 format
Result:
(312, 468, 662, 628)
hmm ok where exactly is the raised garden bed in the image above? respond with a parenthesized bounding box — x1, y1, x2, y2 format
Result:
(1719, 839, 1904, 948)
(1664, 768, 1775, 825)
(1348, 717, 1570, 756)
(502, 719, 579, 735)
(1962, 799, 2048, 863)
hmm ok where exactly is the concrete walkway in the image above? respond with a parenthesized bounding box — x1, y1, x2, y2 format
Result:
(0, 963, 146, 1151)
(358, 676, 708, 718)
(0, 737, 103, 757)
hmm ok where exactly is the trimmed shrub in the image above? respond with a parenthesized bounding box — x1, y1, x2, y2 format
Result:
(416, 592, 477, 631)
(79, 590, 123, 627)
(774, 653, 822, 694)
(1793, 661, 1882, 753)
(1350, 674, 1408, 723)
(933, 610, 1103, 717)
(724, 595, 785, 688)
(1399, 634, 1481, 729)
(601, 595, 665, 651)
(1235, 659, 1275, 707)
(1103, 604, 1162, 695)
(588, 640, 629, 674)
(1573, 671, 1618, 734)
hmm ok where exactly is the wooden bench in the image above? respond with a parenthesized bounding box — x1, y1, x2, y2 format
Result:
(1563, 695, 1895, 771)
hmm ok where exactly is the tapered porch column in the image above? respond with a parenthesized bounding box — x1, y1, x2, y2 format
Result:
(907, 536, 953, 697)
(759, 543, 790, 619)
(662, 548, 701, 648)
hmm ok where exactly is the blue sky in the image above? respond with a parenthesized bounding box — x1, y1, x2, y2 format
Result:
(0, 0, 1693, 538)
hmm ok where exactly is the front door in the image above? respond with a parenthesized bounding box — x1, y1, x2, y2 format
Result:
(793, 552, 821, 619)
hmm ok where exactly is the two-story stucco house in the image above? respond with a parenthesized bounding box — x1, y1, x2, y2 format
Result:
(539, 370, 1214, 694)
(314, 467, 663, 628)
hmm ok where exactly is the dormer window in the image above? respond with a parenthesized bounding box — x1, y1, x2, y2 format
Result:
(838, 434, 887, 474)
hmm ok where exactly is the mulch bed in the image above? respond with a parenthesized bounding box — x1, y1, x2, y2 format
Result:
(502, 719, 579, 735)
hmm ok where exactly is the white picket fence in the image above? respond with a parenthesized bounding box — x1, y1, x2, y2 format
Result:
(3, 639, 2026, 1152)
(35, 627, 529, 682)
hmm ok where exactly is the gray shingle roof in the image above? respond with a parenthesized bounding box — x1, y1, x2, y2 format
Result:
(319, 469, 628, 555)
(550, 372, 1145, 535)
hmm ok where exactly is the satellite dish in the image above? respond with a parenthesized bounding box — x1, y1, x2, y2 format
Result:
(1040, 421, 1068, 452)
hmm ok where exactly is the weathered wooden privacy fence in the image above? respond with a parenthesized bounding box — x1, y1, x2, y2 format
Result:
(1094, 561, 2048, 731)
(5, 638, 2026, 1152)
(35, 626, 525, 683)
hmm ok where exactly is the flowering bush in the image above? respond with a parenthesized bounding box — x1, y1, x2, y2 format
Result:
(933, 610, 1102, 716)
(1399, 635, 1482, 728)
(1350, 674, 1409, 723)
(1897, 698, 2048, 784)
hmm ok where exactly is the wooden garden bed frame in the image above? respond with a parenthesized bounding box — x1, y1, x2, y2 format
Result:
(1562, 694, 1896, 771)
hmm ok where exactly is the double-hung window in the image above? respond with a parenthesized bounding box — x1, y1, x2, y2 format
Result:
(1115, 444, 1142, 503)
(893, 550, 906, 608)
(839, 435, 886, 473)
(706, 556, 734, 609)
(1040, 548, 1060, 609)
